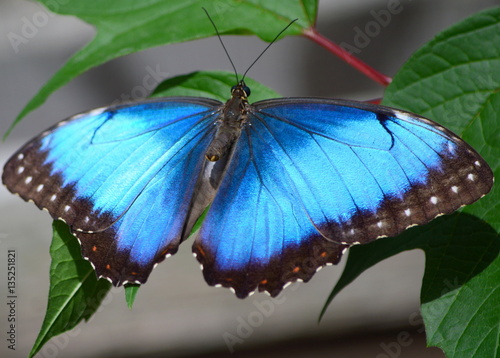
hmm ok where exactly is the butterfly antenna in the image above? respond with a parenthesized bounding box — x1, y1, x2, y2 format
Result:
(241, 18, 298, 82)
(203, 8, 239, 84)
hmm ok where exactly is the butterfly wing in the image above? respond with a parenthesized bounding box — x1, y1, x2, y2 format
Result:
(3, 97, 222, 285)
(193, 98, 493, 298)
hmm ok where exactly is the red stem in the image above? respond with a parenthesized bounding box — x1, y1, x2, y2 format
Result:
(303, 27, 392, 87)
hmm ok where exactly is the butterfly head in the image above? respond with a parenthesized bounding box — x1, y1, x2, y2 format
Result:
(231, 81, 251, 99)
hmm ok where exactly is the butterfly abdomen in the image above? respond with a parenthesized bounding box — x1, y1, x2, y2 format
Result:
(205, 121, 243, 161)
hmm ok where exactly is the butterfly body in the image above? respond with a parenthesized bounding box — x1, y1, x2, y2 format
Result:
(2, 82, 493, 298)
(205, 84, 249, 162)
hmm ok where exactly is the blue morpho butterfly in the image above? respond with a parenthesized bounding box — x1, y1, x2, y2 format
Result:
(2, 25, 494, 299)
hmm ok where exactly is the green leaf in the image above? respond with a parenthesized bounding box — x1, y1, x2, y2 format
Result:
(124, 284, 140, 309)
(321, 214, 499, 347)
(422, 252, 500, 357)
(30, 221, 112, 358)
(324, 7, 500, 358)
(6, 0, 316, 137)
(152, 70, 281, 102)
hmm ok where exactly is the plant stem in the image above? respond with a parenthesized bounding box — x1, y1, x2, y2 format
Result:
(303, 27, 392, 87)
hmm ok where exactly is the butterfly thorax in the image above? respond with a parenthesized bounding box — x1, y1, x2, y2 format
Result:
(205, 82, 250, 162)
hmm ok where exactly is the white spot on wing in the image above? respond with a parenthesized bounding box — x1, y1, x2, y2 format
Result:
(467, 173, 475, 181)
(17, 166, 25, 174)
(71, 107, 107, 121)
(430, 196, 438, 204)
(404, 208, 411, 217)
(17, 153, 24, 160)
(25, 176, 32, 184)
(392, 110, 411, 121)
(36, 184, 44, 192)
(50, 194, 57, 201)
(474, 161, 481, 167)
(451, 186, 458, 193)
(64, 205, 71, 212)
(377, 221, 383, 228)
(88, 107, 107, 116)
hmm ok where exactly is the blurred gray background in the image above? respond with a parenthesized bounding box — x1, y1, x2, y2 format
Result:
(0, 0, 497, 357)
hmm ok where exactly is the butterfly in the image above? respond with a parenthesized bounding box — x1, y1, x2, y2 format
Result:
(2, 80, 494, 298)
